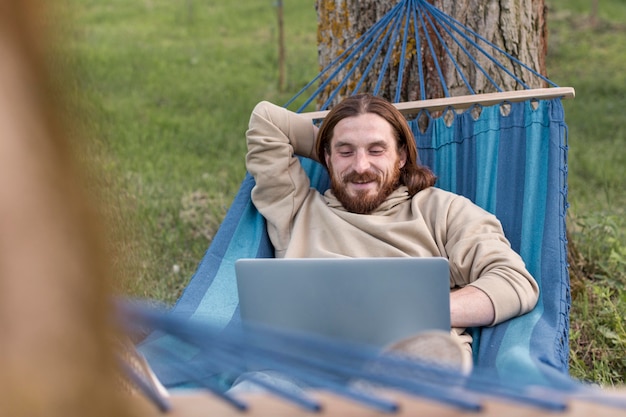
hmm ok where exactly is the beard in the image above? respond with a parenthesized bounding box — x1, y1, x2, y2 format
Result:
(329, 161, 402, 214)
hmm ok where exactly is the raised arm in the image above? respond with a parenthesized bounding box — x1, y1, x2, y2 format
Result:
(245, 101, 319, 255)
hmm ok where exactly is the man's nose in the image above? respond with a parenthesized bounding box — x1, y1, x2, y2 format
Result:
(353, 151, 371, 173)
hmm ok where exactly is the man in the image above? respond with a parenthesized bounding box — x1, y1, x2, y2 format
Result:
(245, 94, 539, 371)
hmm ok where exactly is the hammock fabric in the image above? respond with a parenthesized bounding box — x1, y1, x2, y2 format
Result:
(137, 0, 573, 396)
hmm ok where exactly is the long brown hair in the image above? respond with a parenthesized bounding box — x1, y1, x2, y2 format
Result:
(315, 94, 436, 196)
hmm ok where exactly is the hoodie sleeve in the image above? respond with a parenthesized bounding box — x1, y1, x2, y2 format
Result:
(442, 194, 539, 325)
(245, 101, 318, 254)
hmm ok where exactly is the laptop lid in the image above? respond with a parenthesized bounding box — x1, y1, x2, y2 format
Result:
(235, 257, 450, 348)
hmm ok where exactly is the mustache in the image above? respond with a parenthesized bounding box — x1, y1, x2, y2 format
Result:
(342, 170, 381, 184)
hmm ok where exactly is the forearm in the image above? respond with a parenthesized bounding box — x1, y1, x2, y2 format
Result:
(450, 285, 495, 328)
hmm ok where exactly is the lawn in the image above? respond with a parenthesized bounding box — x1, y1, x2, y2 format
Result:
(63, 0, 320, 301)
(546, 0, 626, 384)
(63, 0, 625, 386)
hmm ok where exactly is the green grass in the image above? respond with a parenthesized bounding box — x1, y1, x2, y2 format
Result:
(548, 2, 626, 214)
(64, 0, 319, 302)
(546, 0, 626, 385)
(63, 0, 625, 386)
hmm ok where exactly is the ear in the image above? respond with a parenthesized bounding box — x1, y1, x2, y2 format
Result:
(324, 149, 331, 168)
(398, 145, 407, 168)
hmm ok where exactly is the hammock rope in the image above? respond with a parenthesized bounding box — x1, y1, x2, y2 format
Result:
(124, 301, 609, 414)
(285, 0, 558, 112)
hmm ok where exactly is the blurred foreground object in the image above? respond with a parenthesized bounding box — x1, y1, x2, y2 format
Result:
(0, 1, 135, 415)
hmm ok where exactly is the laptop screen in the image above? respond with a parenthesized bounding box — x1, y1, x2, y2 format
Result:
(235, 257, 450, 348)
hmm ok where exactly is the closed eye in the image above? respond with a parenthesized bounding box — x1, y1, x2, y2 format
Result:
(335, 145, 354, 157)
(369, 145, 386, 155)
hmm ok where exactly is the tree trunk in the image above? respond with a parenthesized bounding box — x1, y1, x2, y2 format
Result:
(315, 0, 548, 106)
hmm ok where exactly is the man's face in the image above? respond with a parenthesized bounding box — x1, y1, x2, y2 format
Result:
(325, 113, 407, 214)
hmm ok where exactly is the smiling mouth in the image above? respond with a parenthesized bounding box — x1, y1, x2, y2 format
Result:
(349, 180, 377, 192)
(344, 171, 380, 185)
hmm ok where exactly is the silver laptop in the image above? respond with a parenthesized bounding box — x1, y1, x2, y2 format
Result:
(235, 257, 450, 348)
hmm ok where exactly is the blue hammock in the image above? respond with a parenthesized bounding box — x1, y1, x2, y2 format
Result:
(135, 0, 578, 403)
(137, 98, 571, 388)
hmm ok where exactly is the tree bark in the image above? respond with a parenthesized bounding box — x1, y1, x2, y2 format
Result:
(315, 0, 548, 107)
